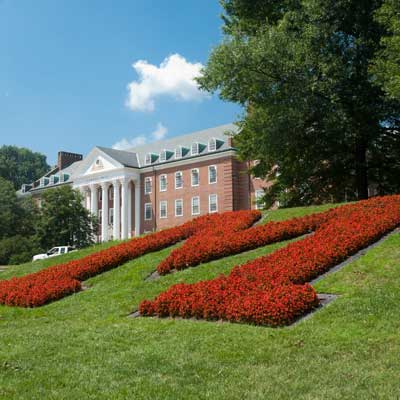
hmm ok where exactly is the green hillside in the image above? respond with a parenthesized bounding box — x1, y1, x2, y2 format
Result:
(1, 203, 399, 399)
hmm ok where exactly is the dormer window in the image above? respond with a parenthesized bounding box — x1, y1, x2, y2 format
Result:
(145, 153, 159, 165)
(208, 138, 224, 152)
(159, 149, 173, 163)
(208, 138, 217, 152)
(175, 147, 182, 159)
(39, 177, 49, 187)
(191, 143, 199, 156)
(175, 146, 189, 159)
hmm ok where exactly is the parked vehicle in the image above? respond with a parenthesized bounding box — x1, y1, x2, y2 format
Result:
(32, 246, 75, 261)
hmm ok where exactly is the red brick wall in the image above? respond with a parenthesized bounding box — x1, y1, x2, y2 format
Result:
(139, 156, 238, 233)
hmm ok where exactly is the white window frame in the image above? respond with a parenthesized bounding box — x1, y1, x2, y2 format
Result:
(144, 177, 152, 194)
(145, 154, 152, 165)
(208, 138, 217, 152)
(160, 201, 168, 219)
(255, 189, 265, 210)
(175, 199, 183, 217)
(144, 203, 152, 221)
(159, 150, 167, 162)
(191, 168, 199, 187)
(208, 165, 217, 184)
(98, 209, 103, 224)
(175, 147, 182, 159)
(109, 186, 114, 200)
(209, 194, 218, 213)
(191, 196, 200, 215)
(109, 207, 114, 225)
(159, 174, 167, 192)
(191, 143, 199, 156)
(175, 171, 183, 189)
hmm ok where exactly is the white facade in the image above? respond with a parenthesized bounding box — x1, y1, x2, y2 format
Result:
(73, 147, 141, 241)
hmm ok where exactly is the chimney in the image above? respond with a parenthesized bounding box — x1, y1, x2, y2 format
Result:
(58, 151, 83, 171)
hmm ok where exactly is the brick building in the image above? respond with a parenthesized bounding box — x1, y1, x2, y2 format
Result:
(20, 124, 268, 241)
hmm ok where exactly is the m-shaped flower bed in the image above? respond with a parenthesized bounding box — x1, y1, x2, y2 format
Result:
(0, 210, 260, 307)
(139, 195, 400, 326)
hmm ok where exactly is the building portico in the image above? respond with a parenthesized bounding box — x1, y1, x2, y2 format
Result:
(72, 147, 141, 242)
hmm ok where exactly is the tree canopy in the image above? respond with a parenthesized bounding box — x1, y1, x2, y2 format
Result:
(198, 0, 400, 206)
(371, 0, 400, 100)
(37, 186, 98, 250)
(0, 145, 50, 190)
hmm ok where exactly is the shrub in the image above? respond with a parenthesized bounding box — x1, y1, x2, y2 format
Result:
(0, 210, 260, 307)
(140, 195, 400, 326)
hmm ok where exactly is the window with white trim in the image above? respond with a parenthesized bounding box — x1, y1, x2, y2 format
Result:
(159, 174, 167, 192)
(144, 203, 152, 220)
(109, 208, 114, 225)
(255, 189, 265, 210)
(144, 177, 152, 194)
(208, 138, 217, 152)
(192, 196, 200, 215)
(209, 194, 218, 213)
(191, 168, 199, 186)
(208, 165, 217, 184)
(191, 143, 199, 156)
(98, 210, 102, 224)
(159, 150, 167, 162)
(109, 186, 114, 200)
(175, 171, 183, 189)
(175, 147, 182, 159)
(175, 199, 183, 217)
(145, 154, 152, 165)
(160, 201, 167, 218)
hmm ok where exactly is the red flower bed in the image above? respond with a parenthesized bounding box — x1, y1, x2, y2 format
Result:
(157, 211, 331, 274)
(140, 195, 400, 326)
(0, 210, 260, 307)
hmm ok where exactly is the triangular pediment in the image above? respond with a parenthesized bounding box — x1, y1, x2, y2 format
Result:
(84, 155, 116, 175)
(70, 147, 125, 179)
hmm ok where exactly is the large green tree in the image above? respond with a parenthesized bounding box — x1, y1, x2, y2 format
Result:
(37, 186, 98, 249)
(0, 145, 50, 190)
(0, 177, 19, 239)
(0, 177, 42, 264)
(371, 0, 400, 100)
(198, 0, 400, 206)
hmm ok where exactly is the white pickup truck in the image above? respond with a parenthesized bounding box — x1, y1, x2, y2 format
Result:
(32, 246, 76, 261)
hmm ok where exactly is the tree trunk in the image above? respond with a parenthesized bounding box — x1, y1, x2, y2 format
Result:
(355, 139, 368, 200)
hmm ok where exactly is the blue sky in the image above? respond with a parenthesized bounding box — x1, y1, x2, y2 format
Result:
(0, 0, 241, 165)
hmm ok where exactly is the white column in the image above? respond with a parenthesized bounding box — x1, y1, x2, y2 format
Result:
(134, 180, 141, 237)
(113, 180, 120, 240)
(121, 178, 129, 240)
(90, 184, 98, 216)
(128, 182, 132, 238)
(101, 182, 109, 242)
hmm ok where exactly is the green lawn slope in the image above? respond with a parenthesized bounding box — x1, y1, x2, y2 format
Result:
(1, 203, 399, 399)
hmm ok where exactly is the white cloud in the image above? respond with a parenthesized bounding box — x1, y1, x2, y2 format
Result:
(126, 53, 208, 112)
(112, 122, 168, 150)
(152, 122, 167, 140)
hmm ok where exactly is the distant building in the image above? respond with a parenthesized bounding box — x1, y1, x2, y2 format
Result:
(19, 124, 268, 241)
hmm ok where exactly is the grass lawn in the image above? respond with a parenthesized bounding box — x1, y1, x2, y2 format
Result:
(1, 203, 399, 399)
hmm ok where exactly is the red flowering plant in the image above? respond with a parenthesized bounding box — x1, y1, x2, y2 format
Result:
(140, 195, 400, 326)
(157, 209, 331, 274)
(0, 210, 260, 307)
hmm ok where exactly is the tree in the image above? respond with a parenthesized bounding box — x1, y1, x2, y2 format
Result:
(37, 186, 98, 249)
(198, 0, 400, 205)
(0, 145, 50, 190)
(371, 0, 400, 100)
(0, 177, 19, 239)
